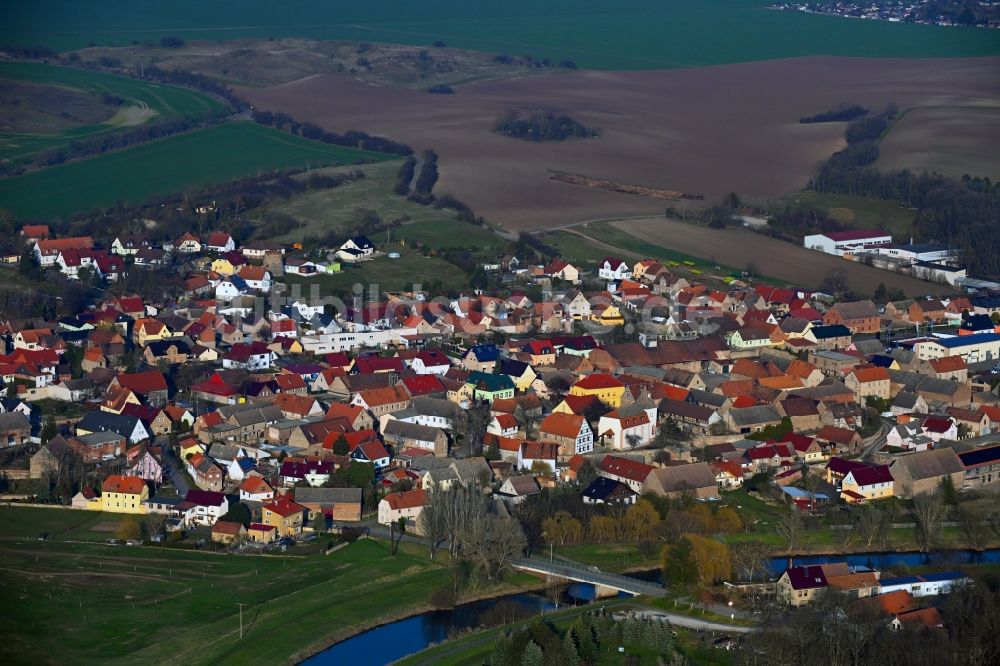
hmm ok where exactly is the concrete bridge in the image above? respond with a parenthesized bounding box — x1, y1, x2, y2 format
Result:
(513, 557, 667, 598)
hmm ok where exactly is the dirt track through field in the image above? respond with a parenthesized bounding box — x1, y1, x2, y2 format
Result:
(609, 218, 943, 295)
(239, 55, 1000, 232)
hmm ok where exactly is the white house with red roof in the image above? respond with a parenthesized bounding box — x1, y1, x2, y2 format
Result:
(597, 405, 653, 450)
(488, 413, 520, 438)
(351, 439, 391, 471)
(598, 454, 654, 493)
(598, 257, 632, 281)
(206, 232, 235, 253)
(518, 441, 559, 474)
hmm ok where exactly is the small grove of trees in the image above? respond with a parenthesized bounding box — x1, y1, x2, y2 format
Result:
(494, 110, 598, 142)
(660, 533, 732, 586)
(490, 611, 677, 666)
(418, 484, 527, 584)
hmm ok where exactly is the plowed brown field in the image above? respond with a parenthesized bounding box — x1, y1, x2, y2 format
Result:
(239, 56, 1000, 232)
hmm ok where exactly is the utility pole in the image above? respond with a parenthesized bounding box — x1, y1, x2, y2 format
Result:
(236, 602, 247, 639)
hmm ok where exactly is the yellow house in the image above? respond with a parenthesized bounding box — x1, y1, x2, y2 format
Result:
(98, 475, 148, 514)
(134, 318, 172, 346)
(569, 374, 626, 408)
(592, 303, 624, 326)
(261, 497, 306, 537)
(448, 382, 474, 404)
(500, 359, 538, 392)
(179, 438, 205, 460)
(210, 257, 238, 276)
(840, 465, 894, 503)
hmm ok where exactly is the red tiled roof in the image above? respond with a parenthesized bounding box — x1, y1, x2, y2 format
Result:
(102, 475, 146, 495)
(115, 370, 168, 395)
(574, 373, 623, 390)
(401, 374, 445, 397)
(383, 488, 428, 511)
(539, 413, 585, 439)
(263, 497, 307, 518)
(599, 455, 653, 483)
(520, 441, 558, 460)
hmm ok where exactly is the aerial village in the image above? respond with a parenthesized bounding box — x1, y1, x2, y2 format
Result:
(4, 222, 1000, 631)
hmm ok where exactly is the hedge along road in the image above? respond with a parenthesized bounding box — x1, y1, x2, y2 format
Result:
(0, 123, 389, 220)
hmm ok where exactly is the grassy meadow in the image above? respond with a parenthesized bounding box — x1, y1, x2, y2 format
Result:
(0, 507, 455, 665)
(0, 62, 227, 164)
(283, 248, 472, 297)
(0, 123, 387, 220)
(3, 1, 998, 68)
(268, 162, 502, 250)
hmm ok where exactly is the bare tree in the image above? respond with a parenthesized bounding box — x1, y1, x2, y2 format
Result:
(461, 514, 527, 581)
(775, 507, 803, 554)
(417, 499, 447, 560)
(957, 504, 987, 551)
(854, 505, 886, 551)
(731, 540, 769, 582)
(913, 490, 946, 552)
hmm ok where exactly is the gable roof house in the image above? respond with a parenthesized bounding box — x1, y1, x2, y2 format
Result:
(538, 412, 594, 456)
(890, 448, 965, 498)
(598, 455, 654, 494)
(643, 462, 718, 500)
(382, 419, 449, 457)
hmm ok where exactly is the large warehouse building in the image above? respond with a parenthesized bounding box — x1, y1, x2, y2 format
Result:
(803, 230, 893, 256)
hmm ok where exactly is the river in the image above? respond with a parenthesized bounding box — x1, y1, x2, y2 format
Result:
(305, 547, 1000, 664)
(303, 584, 604, 665)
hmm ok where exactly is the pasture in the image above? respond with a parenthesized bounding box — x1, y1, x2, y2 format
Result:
(240, 55, 1000, 231)
(0, 123, 388, 220)
(266, 162, 502, 250)
(282, 248, 471, 297)
(777, 191, 918, 239)
(0, 62, 227, 164)
(0, 525, 448, 664)
(3, 0, 999, 68)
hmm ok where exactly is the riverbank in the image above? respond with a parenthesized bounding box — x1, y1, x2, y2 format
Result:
(291, 569, 547, 664)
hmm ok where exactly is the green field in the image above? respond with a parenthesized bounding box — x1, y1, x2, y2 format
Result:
(267, 162, 503, 250)
(0, 506, 459, 665)
(778, 191, 919, 239)
(0, 62, 228, 164)
(283, 248, 471, 297)
(0, 123, 387, 220)
(4, 1, 999, 68)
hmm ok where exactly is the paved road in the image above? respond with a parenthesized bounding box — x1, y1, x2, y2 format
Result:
(615, 607, 755, 634)
(158, 440, 190, 496)
(513, 556, 666, 597)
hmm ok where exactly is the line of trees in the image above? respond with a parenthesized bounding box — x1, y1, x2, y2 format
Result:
(393, 155, 417, 195)
(412, 149, 439, 196)
(494, 110, 598, 142)
(251, 109, 413, 156)
(799, 104, 869, 124)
